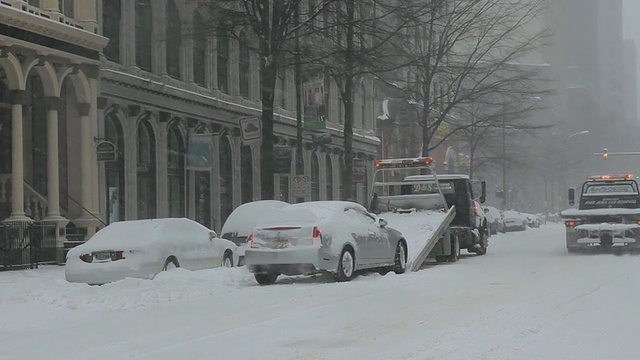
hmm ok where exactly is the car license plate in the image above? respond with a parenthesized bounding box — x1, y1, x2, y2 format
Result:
(271, 239, 289, 249)
(94, 252, 111, 261)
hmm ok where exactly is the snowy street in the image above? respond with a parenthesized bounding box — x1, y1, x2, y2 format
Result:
(2, 224, 639, 360)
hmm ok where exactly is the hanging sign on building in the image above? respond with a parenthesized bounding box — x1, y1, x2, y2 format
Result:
(187, 134, 213, 171)
(291, 175, 311, 198)
(96, 140, 117, 162)
(239, 116, 262, 144)
(353, 158, 366, 183)
(303, 77, 327, 131)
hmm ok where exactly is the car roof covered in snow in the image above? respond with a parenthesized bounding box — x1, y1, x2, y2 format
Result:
(404, 174, 470, 181)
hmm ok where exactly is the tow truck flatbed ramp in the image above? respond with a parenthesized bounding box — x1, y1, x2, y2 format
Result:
(379, 206, 456, 272)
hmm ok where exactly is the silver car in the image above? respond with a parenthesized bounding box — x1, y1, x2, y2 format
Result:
(244, 201, 408, 285)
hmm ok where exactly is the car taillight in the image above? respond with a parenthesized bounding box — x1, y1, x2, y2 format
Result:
(312, 227, 322, 244)
(79, 254, 93, 263)
(565, 220, 576, 227)
(247, 233, 254, 247)
(112, 251, 125, 261)
(637, 220, 640, 225)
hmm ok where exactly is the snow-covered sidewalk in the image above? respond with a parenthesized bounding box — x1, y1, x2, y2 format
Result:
(2, 224, 640, 360)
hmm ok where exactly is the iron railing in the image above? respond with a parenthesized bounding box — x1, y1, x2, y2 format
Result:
(0, 222, 57, 270)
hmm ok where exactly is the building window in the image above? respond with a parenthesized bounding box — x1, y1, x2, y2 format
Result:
(220, 135, 233, 224)
(337, 91, 343, 124)
(103, 0, 121, 63)
(135, 0, 153, 71)
(193, 11, 206, 86)
(137, 119, 157, 219)
(166, 0, 181, 79)
(278, 71, 286, 108)
(241, 145, 253, 203)
(167, 124, 185, 217)
(59, 0, 74, 18)
(217, 27, 229, 93)
(105, 114, 125, 224)
(325, 154, 333, 200)
(360, 84, 366, 129)
(311, 153, 320, 201)
(239, 31, 250, 98)
(28, 0, 39, 7)
(339, 156, 345, 200)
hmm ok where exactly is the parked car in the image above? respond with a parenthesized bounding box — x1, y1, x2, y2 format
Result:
(221, 200, 289, 266)
(502, 210, 527, 232)
(523, 213, 541, 228)
(483, 206, 505, 234)
(244, 201, 408, 285)
(65, 218, 238, 285)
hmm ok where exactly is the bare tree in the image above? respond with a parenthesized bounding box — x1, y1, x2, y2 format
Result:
(195, 0, 332, 200)
(386, 0, 552, 156)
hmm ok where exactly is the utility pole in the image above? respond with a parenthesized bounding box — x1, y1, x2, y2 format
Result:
(294, 2, 304, 203)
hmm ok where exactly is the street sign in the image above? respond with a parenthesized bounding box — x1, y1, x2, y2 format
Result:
(96, 141, 116, 162)
(291, 175, 311, 198)
(353, 158, 366, 183)
(240, 116, 261, 144)
(274, 146, 292, 174)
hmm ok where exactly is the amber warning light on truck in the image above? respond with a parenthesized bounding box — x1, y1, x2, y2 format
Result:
(586, 174, 634, 181)
(375, 157, 433, 169)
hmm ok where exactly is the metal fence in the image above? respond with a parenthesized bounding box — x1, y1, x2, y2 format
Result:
(0, 222, 57, 270)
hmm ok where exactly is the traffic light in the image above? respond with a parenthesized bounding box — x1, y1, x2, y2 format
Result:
(603, 148, 608, 160)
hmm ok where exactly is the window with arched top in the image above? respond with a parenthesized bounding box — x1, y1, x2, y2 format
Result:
(241, 145, 253, 203)
(239, 31, 250, 98)
(166, 0, 181, 79)
(167, 124, 185, 217)
(193, 11, 206, 86)
(105, 114, 125, 223)
(220, 135, 234, 224)
(137, 119, 157, 219)
(193, 126, 211, 228)
(136, 0, 152, 71)
(103, 0, 121, 63)
(311, 153, 320, 201)
(360, 83, 366, 130)
(325, 154, 333, 200)
(217, 26, 229, 93)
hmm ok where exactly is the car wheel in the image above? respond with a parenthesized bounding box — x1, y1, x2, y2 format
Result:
(223, 251, 234, 268)
(162, 256, 179, 271)
(476, 232, 488, 255)
(335, 247, 356, 282)
(254, 273, 278, 285)
(393, 240, 407, 274)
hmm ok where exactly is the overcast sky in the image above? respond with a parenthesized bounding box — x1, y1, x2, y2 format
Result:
(623, 0, 639, 43)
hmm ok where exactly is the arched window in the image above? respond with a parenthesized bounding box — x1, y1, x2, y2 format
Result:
(105, 114, 125, 223)
(26, 75, 47, 198)
(167, 124, 185, 217)
(325, 154, 333, 200)
(137, 119, 157, 219)
(239, 31, 250, 98)
(193, 11, 206, 86)
(217, 26, 229, 93)
(136, 0, 153, 71)
(360, 83, 366, 130)
(193, 127, 211, 228)
(311, 153, 320, 201)
(103, 0, 121, 63)
(166, 0, 181, 79)
(220, 135, 233, 224)
(241, 145, 253, 203)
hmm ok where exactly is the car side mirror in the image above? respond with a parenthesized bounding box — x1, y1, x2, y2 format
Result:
(379, 218, 388, 227)
(480, 181, 487, 203)
(568, 188, 575, 206)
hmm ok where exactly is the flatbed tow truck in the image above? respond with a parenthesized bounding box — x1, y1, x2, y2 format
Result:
(368, 157, 488, 271)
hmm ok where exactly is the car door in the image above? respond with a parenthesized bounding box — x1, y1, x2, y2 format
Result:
(343, 207, 374, 265)
(354, 208, 390, 263)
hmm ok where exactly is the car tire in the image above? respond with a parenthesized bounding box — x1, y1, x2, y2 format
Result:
(254, 273, 278, 285)
(393, 240, 407, 274)
(162, 256, 180, 271)
(223, 252, 234, 268)
(476, 232, 488, 256)
(335, 247, 356, 282)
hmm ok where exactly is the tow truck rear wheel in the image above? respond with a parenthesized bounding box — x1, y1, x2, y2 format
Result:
(475, 231, 488, 255)
(447, 236, 460, 262)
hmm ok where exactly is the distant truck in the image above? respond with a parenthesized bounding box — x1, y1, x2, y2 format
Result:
(561, 174, 640, 253)
(368, 157, 488, 269)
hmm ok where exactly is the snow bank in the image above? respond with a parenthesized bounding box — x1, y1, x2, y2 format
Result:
(380, 210, 449, 268)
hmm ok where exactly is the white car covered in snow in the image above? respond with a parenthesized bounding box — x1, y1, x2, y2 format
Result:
(502, 210, 527, 232)
(221, 200, 289, 265)
(244, 201, 408, 285)
(65, 218, 239, 285)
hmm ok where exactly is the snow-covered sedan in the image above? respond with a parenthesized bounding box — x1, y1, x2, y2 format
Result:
(65, 218, 239, 285)
(244, 201, 408, 285)
(502, 210, 527, 232)
(221, 200, 289, 266)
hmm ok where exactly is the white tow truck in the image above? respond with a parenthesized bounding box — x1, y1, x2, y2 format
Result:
(368, 157, 489, 271)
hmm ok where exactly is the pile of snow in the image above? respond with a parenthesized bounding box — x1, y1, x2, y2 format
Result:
(379, 210, 449, 267)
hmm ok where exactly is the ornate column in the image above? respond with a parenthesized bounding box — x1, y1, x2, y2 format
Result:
(5, 90, 29, 222)
(43, 97, 63, 220)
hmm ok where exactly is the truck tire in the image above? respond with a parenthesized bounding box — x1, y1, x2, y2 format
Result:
(475, 231, 488, 255)
(447, 236, 460, 262)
